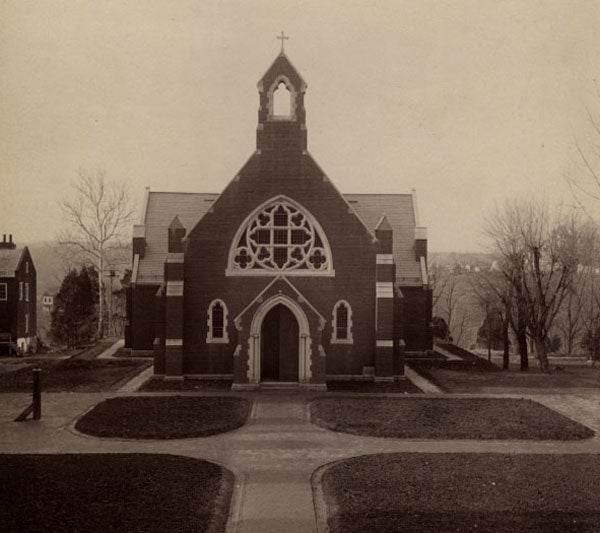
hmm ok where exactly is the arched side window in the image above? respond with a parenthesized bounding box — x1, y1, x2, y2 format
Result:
(331, 300, 353, 344)
(227, 196, 334, 277)
(207, 299, 229, 343)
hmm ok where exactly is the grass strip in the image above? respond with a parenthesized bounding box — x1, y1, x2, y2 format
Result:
(320, 453, 600, 532)
(0, 453, 233, 533)
(76, 395, 251, 439)
(139, 378, 233, 391)
(326, 380, 422, 393)
(310, 397, 594, 440)
(0, 358, 149, 392)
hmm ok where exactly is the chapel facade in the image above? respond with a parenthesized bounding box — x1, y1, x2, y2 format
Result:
(125, 50, 432, 389)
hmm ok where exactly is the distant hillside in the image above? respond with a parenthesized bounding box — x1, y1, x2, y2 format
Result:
(26, 241, 132, 298)
(27, 241, 66, 297)
(430, 251, 495, 270)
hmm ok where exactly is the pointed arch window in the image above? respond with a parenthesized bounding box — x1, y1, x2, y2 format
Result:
(331, 300, 353, 344)
(267, 75, 297, 121)
(207, 299, 229, 343)
(272, 82, 292, 116)
(227, 197, 334, 277)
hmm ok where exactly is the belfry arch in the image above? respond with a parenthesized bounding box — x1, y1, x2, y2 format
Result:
(267, 75, 297, 120)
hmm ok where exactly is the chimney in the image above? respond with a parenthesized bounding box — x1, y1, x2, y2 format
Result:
(0, 234, 15, 249)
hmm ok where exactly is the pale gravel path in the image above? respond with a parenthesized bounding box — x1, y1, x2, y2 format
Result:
(2, 389, 600, 532)
(97, 338, 124, 359)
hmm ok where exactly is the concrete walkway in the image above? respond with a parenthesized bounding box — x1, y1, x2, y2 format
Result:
(2, 389, 600, 532)
(97, 338, 125, 359)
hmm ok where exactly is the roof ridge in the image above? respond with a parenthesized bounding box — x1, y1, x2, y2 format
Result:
(343, 193, 413, 197)
(149, 191, 219, 196)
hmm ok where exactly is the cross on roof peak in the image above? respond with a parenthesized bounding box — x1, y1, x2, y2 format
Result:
(277, 31, 289, 54)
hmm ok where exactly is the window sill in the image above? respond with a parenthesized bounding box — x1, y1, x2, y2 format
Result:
(331, 338, 353, 345)
(206, 338, 230, 344)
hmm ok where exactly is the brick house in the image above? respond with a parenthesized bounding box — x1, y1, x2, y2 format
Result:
(126, 50, 432, 388)
(0, 235, 36, 354)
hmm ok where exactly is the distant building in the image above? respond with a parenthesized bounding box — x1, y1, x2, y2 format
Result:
(0, 235, 36, 353)
(41, 292, 54, 313)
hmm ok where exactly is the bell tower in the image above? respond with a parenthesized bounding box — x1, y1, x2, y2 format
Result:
(256, 33, 307, 154)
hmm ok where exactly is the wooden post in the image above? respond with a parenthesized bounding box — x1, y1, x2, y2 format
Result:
(32, 367, 41, 420)
(14, 367, 41, 421)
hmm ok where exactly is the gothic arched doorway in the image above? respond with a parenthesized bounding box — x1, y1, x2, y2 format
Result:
(260, 304, 299, 382)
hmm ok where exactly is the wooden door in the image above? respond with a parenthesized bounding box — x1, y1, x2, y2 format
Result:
(260, 304, 299, 382)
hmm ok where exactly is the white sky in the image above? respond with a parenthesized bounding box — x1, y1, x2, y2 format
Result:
(1, 0, 599, 251)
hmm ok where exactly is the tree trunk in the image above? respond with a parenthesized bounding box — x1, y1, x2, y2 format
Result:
(534, 335, 550, 372)
(566, 335, 573, 356)
(516, 303, 528, 371)
(97, 259, 104, 338)
(502, 314, 510, 370)
(517, 331, 528, 371)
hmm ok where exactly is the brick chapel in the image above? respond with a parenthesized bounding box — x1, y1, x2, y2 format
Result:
(125, 47, 432, 389)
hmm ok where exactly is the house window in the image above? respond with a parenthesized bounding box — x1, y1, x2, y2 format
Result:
(331, 300, 353, 344)
(25, 313, 29, 334)
(206, 299, 229, 343)
(19, 282, 23, 301)
(25, 283, 29, 302)
(25, 261, 29, 274)
(229, 197, 332, 275)
(0, 283, 6, 301)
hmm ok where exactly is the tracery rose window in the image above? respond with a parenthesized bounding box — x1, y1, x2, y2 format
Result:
(231, 200, 331, 273)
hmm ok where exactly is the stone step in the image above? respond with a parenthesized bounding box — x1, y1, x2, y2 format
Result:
(259, 381, 301, 390)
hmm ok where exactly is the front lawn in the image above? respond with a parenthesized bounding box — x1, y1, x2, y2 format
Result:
(410, 361, 600, 393)
(326, 380, 421, 393)
(0, 454, 233, 533)
(310, 397, 593, 440)
(319, 453, 600, 532)
(139, 377, 233, 392)
(76, 395, 252, 439)
(0, 358, 150, 392)
(112, 347, 154, 358)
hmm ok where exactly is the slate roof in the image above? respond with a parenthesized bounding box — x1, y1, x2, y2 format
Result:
(345, 194, 422, 285)
(134, 191, 424, 286)
(136, 192, 218, 284)
(0, 248, 26, 278)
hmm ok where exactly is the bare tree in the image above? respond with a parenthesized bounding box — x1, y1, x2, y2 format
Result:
(562, 81, 600, 228)
(556, 284, 586, 355)
(470, 271, 512, 368)
(485, 200, 583, 371)
(59, 169, 134, 338)
(434, 272, 470, 347)
(578, 224, 600, 358)
(429, 261, 450, 309)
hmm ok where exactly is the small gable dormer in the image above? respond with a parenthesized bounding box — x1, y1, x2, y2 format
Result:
(168, 216, 186, 253)
(257, 50, 308, 153)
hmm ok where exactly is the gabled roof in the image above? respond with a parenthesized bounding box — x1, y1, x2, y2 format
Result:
(346, 194, 422, 284)
(258, 51, 307, 90)
(134, 191, 424, 286)
(169, 215, 185, 230)
(0, 247, 26, 278)
(135, 192, 218, 284)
